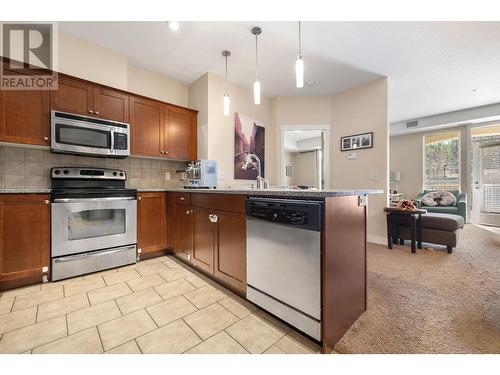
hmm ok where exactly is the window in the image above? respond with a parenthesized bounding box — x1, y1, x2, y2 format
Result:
(424, 131, 460, 191)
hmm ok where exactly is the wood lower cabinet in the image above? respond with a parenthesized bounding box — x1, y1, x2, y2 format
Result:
(0, 194, 50, 291)
(192, 206, 214, 274)
(168, 193, 247, 295)
(213, 209, 246, 293)
(137, 192, 168, 256)
(170, 196, 194, 262)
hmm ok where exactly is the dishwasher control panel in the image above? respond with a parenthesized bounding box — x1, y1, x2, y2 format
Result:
(246, 198, 323, 231)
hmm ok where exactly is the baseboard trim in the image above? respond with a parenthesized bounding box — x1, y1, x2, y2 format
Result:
(367, 235, 387, 246)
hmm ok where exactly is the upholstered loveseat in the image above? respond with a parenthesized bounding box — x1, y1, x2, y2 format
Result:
(414, 190, 467, 222)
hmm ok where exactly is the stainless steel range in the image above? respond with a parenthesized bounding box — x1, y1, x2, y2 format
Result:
(50, 167, 137, 281)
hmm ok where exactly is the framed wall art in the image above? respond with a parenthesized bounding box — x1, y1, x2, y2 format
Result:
(340, 132, 373, 151)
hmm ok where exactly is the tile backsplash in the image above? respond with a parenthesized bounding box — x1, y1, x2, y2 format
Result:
(0, 145, 188, 189)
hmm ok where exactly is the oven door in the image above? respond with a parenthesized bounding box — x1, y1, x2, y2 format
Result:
(51, 197, 137, 257)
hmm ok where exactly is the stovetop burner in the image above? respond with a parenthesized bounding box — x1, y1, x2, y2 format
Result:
(50, 166, 136, 200)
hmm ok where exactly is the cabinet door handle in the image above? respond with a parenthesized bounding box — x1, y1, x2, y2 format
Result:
(43, 136, 49, 141)
(179, 197, 185, 200)
(89, 110, 94, 114)
(95, 111, 99, 115)
(44, 199, 50, 205)
(161, 150, 165, 154)
(186, 210, 190, 215)
(165, 150, 169, 154)
(138, 196, 142, 201)
(209, 214, 218, 223)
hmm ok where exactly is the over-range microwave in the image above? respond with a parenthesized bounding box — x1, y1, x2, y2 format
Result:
(51, 110, 130, 158)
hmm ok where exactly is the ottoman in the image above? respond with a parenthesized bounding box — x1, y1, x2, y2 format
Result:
(397, 213, 465, 253)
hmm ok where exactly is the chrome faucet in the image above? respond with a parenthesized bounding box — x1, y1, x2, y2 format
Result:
(241, 152, 268, 189)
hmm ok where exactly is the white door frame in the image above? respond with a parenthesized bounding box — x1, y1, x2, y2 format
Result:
(467, 121, 500, 224)
(279, 125, 331, 189)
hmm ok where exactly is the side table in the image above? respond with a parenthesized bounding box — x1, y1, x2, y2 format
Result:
(384, 207, 427, 253)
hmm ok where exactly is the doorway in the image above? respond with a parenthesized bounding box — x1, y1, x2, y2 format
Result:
(280, 126, 330, 189)
(471, 124, 500, 226)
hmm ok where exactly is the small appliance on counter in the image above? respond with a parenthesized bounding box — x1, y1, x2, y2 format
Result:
(183, 159, 217, 189)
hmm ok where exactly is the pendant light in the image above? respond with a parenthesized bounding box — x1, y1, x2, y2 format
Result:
(251, 26, 262, 105)
(295, 21, 304, 88)
(222, 50, 231, 116)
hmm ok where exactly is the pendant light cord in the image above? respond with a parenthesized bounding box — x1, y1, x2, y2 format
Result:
(298, 21, 302, 56)
(255, 34, 259, 79)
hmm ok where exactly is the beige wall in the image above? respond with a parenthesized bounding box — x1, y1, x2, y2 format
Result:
(188, 74, 209, 159)
(58, 31, 188, 107)
(274, 96, 332, 126)
(331, 79, 389, 244)
(390, 125, 468, 200)
(293, 151, 318, 186)
(188, 73, 276, 188)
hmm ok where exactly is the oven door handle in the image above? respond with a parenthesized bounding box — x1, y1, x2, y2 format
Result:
(53, 197, 136, 203)
(110, 128, 115, 155)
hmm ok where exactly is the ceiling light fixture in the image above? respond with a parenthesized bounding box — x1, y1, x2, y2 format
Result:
(167, 21, 180, 32)
(295, 21, 304, 88)
(222, 50, 231, 117)
(251, 26, 262, 105)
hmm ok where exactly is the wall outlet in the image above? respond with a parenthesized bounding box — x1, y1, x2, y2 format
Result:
(180, 172, 187, 181)
(165, 172, 171, 180)
(347, 152, 357, 160)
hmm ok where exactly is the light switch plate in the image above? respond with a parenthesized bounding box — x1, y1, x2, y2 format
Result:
(347, 152, 357, 160)
(165, 172, 171, 180)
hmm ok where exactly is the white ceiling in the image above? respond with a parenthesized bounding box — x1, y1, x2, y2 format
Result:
(59, 21, 500, 123)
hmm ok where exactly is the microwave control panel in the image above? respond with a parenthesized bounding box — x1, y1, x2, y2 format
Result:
(114, 133, 128, 150)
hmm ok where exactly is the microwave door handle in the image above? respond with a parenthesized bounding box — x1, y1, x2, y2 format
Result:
(110, 129, 115, 155)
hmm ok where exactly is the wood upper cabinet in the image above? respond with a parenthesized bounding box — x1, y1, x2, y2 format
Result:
(137, 192, 168, 255)
(93, 88, 129, 123)
(0, 194, 50, 291)
(164, 106, 196, 160)
(213, 210, 246, 294)
(130, 96, 164, 157)
(0, 80, 50, 146)
(192, 206, 214, 274)
(50, 76, 94, 116)
(51, 76, 130, 122)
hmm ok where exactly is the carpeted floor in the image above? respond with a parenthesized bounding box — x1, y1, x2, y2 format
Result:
(334, 224, 500, 354)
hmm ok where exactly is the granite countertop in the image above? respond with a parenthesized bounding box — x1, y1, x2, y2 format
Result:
(0, 188, 52, 194)
(0, 187, 383, 198)
(137, 187, 384, 198)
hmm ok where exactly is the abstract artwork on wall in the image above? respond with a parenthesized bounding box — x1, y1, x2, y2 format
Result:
(234, 112, 265, 180)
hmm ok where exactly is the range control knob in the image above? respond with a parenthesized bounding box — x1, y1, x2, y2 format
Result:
(113, 172, 118, 176)
(63, 169, 70, 175)
(119, 172, 124, 177)
(54, 169, 61, 175)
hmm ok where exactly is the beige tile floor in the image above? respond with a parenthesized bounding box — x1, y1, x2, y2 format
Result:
(0, 255, 321, 354)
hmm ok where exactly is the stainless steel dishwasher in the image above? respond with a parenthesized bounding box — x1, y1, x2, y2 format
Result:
(246, 197, 322, 340)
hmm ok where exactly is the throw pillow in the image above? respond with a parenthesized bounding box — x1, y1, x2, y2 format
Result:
(438, 190, 457, 206)
(421, 192, 437, 207)
(421, 191, 457, 207)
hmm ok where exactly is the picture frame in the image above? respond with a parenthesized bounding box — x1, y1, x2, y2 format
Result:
(340, 132, 373, 151)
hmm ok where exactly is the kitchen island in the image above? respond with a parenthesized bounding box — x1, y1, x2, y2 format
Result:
(137, 188, 381, 353)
